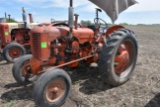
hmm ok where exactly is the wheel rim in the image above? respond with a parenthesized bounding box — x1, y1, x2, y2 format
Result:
(22, 61, 35, 78)
(8, 47, 21, 59)
(114, 40, 135, 77)
(45, 78, 66, 103)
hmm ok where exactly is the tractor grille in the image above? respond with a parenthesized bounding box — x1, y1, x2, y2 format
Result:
(31, 33, 41, 59)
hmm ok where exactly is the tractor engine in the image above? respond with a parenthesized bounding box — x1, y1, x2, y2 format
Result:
(11, 28, 30, 44)
(30, 25, 98, 73)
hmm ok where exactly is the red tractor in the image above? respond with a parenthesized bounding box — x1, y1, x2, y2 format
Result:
(0, 8, 39, 63)
(12, 0, 138, 107)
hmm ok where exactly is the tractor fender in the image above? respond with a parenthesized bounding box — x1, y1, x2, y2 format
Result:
(106, 25, 124, 38)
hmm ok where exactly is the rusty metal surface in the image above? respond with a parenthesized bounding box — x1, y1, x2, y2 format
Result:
(45, 78, 66, 103)
(29, 23, 126, 76)
(0, 23, 11, 46)
(106, 25, 124, 38)
(30, 26, 94, 61)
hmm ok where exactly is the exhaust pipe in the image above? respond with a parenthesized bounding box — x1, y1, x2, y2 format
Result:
(28, 13, 33, 23)
(22, 7, 27, 28)
(74, 14, 79, 29)
(68, 0, 74, 40)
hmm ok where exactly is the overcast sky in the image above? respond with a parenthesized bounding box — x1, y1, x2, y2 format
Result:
(0, 0, 160, 24)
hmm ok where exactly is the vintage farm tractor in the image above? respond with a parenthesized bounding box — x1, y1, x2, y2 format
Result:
(12, 0, 138, 107)
(0, 8, 39, 62)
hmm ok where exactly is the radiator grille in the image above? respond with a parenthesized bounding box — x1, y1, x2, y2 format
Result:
(31, 33, 41, 59)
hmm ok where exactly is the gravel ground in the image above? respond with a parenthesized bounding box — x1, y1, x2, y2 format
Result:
(0, 25, 160, 107)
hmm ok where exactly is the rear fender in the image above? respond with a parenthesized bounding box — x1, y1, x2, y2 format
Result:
(106, 25, 124, 38)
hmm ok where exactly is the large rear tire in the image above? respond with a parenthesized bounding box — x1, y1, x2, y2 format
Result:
(98, 28, 138, 86)
(3, 43, 26, 63)
(12, 54, 37, 85)
(33, 68, 71, 107)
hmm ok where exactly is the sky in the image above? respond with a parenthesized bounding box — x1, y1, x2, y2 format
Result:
(0, 0, 160, 24)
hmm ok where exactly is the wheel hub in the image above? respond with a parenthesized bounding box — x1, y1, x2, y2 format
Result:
(45, 78, 66, 103)
(121, 51, 129, 66)
(52, 87, 59, 93)
(114, 43, 130, 76)
(22, 61, 34, 78)
(13, 52, 17, 54)
(9, 48, 21, 58)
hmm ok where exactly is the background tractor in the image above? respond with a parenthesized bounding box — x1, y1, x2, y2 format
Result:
(12, 0, 138, 107)
(0, 7, 39, 63)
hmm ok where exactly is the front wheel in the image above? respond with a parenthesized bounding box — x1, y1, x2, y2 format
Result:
(98, 28, 138, 86)
(33, 68, 71, 107)
(3, 43, 26, 63)
(12, 54, 37, 85)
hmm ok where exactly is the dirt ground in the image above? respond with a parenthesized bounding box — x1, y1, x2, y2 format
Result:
(0, 25, 160, 107)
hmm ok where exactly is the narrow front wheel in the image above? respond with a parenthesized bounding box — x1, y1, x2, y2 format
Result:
(12, 55, 37, 85)
(33, 68, 71, 107)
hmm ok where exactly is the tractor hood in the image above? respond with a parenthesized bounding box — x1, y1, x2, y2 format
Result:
(28, 23, 39, 29)
(31, 26, 94, 38)
(89, 0, 137, 23)
(8, 23, 22, 32)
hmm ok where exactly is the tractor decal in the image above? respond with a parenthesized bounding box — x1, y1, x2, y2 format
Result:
(41, 42, 47, 48)
(5, 32, 8, 36)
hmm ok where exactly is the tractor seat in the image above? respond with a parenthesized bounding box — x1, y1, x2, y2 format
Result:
(87, 25, 96, 31)
(100, 26, 108, 34)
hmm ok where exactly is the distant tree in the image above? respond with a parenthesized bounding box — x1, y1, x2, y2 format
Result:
(6, 18, 17, 22)
(137, 24, 146, 26)
(81, 20, 93, 26)
(119, 23, 129, 25)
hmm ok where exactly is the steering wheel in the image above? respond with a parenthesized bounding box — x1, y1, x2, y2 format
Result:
(51, 19, 55, 23)
(94, 18, 109, 34)
(94, 18, 108, 28)
(94, 18, 108, 26)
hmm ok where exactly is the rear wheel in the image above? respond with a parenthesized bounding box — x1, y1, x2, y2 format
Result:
(33, 68, 71, 107)
(3, 43, 26, 63)
(98, 28, 138, 86)
(12, 54, 37, 85)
